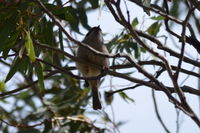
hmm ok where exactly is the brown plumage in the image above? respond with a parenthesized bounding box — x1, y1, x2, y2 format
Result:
(76, 26, 109, 110)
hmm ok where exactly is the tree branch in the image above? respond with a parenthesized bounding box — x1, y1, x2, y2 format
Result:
(105, 0, 200, 126)
(152, 89, 170, 133)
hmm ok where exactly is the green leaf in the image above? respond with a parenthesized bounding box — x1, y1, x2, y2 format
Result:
(88, 0, 99, 9)
(0, 32, 18, 51)
(5, 56, 30, 82)
(103, 112, 112, 122)
(5, 56, 21, 82)
(116, 121, 127, 127)
(78, 7, 90, 30)
(0, 80, 5, 92)
(170, 0, 179, 17)
(141, 47, 146, 53)
(59, 28, 64, 51)
(2, 49, 10, 59)
(132, 18, 139, 27)
(25, 30, 36, 62)
(68, 7, 79, 32)
(17, 91, 29, 99)
(45, 4, 75, 23)
(0, 18, 17, 52)
(122, 34, 131, 40)
(18, 56, 30, 74)
(40, 18, 54, 45)
(147, 22, 161, 36)
(131, 43, 139, 58)
(117, 34, 130, 44)
(151, 16, 165, 21)
(119, 92, 134, 103)
(58, 28, 65, 60)
(35, 62, 45, 92)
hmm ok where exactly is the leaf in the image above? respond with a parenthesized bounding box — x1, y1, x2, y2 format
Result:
(78, 7, 90, 30)
(59, 28, 64, 51)
(2, 49, 10, 59)
(147, 22, 161, 36)
(151, 16, 165, 21)
(132, 18, 139, 27)
(130, 43, 139, 58)
(0, 15, 17, 52)
(25, 30, 36, 62)
(102, 112, 112, 122)
(5, 56, 21, 82)
(119, 92, 134, 103)
(0, 31, 18, 51)
(17, 91, 29, 99)
(169, 0, 179, 17)
(68, 7, 79, 32)
(5, 55, 31, 82)
(40, 18, 54, 45)
(0, 80, 5, 92)
(35, 62, 45, 92)
(88, 0, 99, 9)
(117, 34, 130, 44)
(141, 47, 146, 53)
(45, 4, 75, 22)
(18, 56, 30, 74)
(116, 121, 127, 127)
(58, 29, 65, 61)
(123, 34, 131, 40)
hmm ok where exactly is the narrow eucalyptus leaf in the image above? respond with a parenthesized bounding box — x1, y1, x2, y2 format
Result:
(25, 31, 36, 62)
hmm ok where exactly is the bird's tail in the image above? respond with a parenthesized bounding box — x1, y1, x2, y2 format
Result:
(92, 86, 102, 110)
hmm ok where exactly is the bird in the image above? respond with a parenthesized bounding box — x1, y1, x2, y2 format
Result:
(76, 26, 109, 110)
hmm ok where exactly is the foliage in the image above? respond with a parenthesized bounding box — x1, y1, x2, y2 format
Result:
(0, 0, 200, 132)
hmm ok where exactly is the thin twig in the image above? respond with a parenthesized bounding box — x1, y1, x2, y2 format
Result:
(174, 7, 195, 80)
(133, 29, 200, 68)
(52, 116, 102, 132)
(0, 117, 44, 128)
(129, 0, 183, 24)
(0, 70, 59, 98)
(0, 54, 16, 58)
(106, 84, 142, 96)
(152, 89, 170, 133)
